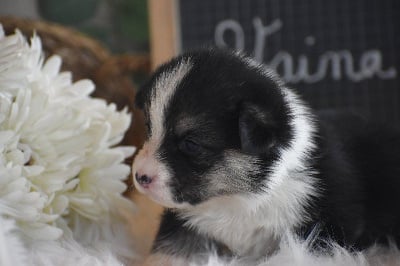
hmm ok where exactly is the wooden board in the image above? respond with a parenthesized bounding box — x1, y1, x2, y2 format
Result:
(148, 0, 179, 69)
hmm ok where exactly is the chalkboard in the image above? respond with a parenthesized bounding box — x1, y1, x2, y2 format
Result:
(150, 0, 400, 125)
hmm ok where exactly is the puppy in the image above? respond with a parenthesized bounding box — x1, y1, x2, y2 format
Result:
(132, 49, 400, 263)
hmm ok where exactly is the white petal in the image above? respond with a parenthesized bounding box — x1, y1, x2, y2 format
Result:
(51, 195, 69, 214)
(23, 165, 45, 176)
(20, 223, 63, 240)
(0, 131, 15, 145)
(69, 79, 95, 96)
(42, 55, 61, 78)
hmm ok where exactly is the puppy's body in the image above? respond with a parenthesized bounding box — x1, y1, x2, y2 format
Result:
(133, 49, 400, 261)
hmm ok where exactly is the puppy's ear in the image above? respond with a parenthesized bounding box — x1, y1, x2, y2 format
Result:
(239, 103, 276, 155)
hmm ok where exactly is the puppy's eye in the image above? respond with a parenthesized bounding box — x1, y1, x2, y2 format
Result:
(179, 139, 202, 156)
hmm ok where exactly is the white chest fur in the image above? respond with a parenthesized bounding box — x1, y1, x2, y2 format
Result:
(179, 171, 317, 258)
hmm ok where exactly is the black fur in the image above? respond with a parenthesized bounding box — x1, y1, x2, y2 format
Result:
(302, 111, 400, 249)
(135, 49, 400, 259)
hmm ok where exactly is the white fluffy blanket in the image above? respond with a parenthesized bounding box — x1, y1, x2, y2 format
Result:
(1, 212, 399, 266)
(0, 214, 128, 266)
(192, 232, 400, 266)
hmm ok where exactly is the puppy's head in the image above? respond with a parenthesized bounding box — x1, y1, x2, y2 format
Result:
(133, 49, 313, 209)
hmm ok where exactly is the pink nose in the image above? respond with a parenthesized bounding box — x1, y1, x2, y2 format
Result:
(135, 172, 153, 188)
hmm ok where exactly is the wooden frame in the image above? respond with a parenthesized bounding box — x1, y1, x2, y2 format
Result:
(148, 0, 180, 69)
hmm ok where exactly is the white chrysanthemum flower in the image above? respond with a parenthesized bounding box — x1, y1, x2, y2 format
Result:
(0, 25, 136, 241)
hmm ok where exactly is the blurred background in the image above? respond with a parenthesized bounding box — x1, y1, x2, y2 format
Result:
(0, 0, 150, 53)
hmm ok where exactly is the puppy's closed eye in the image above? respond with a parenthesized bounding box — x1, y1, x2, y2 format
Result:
(178, 138, 204, 157)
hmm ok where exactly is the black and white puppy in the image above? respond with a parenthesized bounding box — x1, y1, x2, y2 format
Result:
(133, 49, 400, 262)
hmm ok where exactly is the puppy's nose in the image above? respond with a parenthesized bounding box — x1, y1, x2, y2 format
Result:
(135, 172, 153, 187)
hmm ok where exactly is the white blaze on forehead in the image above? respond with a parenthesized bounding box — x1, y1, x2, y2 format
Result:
(132, 59, 193, 209)
(149, 59, 193, 149)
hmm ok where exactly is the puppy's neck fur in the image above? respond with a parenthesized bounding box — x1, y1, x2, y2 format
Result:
(177, 80, 319, 257)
